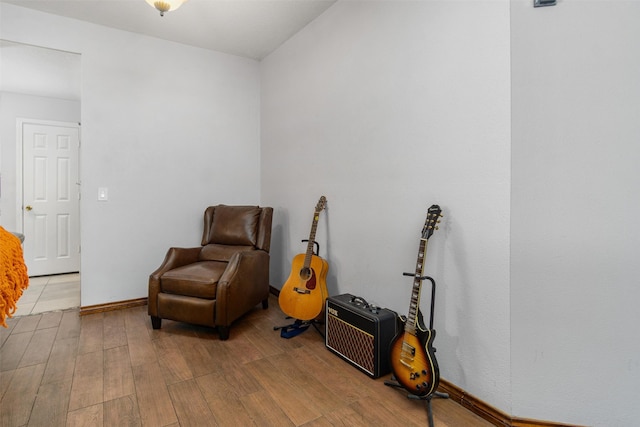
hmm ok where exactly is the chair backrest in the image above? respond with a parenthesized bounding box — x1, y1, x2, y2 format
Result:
(200, 205, 273, 252)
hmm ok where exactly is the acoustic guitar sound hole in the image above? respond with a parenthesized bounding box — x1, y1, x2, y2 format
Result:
(299, 267, 316, 289)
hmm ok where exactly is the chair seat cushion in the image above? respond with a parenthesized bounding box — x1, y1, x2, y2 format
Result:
(160, 261, 227, 299)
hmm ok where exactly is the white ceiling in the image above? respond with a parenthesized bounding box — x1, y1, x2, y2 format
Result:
(1, 0, 337, 60)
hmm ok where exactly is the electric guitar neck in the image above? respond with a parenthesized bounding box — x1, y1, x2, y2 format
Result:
(389, 204, 442, 397)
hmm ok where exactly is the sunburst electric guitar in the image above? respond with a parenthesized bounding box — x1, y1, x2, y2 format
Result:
(389, 204, 443, 397)
(278, 196, 330, 321)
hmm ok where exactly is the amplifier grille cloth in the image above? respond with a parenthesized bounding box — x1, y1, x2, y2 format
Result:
(326, 315, 374, 374)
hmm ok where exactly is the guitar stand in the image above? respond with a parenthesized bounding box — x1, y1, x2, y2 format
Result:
(384, 376, 449, 427)
(384, 274, 448, 427)
(273, 317, 324, 339)
(405, 273, 436, 333)
(274, 239, 325, 339)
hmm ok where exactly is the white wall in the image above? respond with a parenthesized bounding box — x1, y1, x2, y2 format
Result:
(263, 0, 640, 424)
(261, 0, 512, 414)
(511, 1, 640, 425)
(0, 39, 81, 101)
(0, 3, 261, 306)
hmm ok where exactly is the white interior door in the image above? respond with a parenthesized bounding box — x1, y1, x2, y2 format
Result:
(21, 120, 80, 276)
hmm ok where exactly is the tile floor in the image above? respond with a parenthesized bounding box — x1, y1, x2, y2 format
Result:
(12, 273, 80, 317)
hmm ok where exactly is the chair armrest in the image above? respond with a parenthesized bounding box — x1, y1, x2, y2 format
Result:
(215, 250, 270, 326)
(150, 247, 201, 280)
(148, 247, 201, 316)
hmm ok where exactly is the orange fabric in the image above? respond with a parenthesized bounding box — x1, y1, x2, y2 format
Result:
(0, 226, 29, 327)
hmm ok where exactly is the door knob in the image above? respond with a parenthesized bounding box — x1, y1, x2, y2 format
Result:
(25, 205, 33, 211)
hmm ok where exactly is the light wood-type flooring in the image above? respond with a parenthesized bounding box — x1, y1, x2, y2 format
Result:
(12, 273, 80, 317)
(0, 294, 493, 426)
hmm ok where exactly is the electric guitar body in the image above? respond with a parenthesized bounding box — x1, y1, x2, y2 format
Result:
(389, 204, 442, 397)
(278, 196, 329, 321)
(390, 309, 439, 397)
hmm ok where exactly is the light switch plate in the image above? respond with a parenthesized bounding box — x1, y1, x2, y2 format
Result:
(98, 187, 108, 201)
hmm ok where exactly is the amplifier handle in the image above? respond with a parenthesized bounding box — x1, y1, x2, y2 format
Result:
(350, 296, 370, 308)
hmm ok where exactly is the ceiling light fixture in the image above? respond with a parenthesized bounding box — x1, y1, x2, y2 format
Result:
(145, 0, 187, 17)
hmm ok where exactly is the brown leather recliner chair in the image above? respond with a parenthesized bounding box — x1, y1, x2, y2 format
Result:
(148, 205, 273, 340)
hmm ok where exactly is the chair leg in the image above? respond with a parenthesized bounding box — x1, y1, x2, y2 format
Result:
(151, 316, 162, 329)
(218, 325, 230, 341)
(262, 298, 269, 309)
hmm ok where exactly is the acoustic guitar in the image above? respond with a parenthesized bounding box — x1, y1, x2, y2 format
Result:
(389, 204, 442, 397)
(278, 196, 330, 321)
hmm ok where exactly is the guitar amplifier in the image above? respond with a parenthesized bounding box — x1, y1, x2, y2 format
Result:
(325, 293, 398, 378)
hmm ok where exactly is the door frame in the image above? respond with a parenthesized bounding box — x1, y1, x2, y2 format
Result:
(15, 118, 81, 269)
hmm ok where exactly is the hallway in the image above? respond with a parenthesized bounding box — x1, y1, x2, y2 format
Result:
(12, 273, 80, 317)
